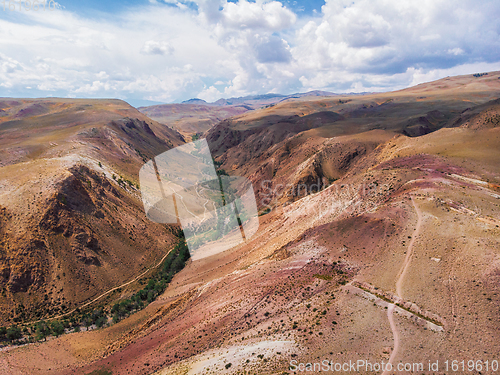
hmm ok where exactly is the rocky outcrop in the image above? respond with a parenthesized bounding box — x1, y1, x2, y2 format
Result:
(39, 166, 105, 266)
(7, 239, 46, 293)
(70, 229, 101, 266)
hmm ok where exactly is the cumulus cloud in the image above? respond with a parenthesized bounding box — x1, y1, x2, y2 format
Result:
(252, 34, 292, 63)
(141, 41, 174, 55)
(291, 0, 500, 90)
(221, 0, 296, 30)
(0, 0, 499, 103)
(198, 85, 222, 102)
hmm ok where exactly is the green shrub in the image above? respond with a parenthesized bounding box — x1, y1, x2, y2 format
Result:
(6, 326, 22, 341)
(96, 316, 107, 328)
(51, 321, 65, 336)
(35, 321, 50, 341)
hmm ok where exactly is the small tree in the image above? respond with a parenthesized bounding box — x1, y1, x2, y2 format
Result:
(6, 326, 22, 342)
(35, 321, 50, 341)
(0, 326, 7, 341)
(51, 321, 65, 336)
(96, 316, 107, 328)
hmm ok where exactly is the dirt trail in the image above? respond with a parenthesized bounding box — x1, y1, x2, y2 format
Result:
(395, 196, 422, 298)
(20, 246, 175, 327)
(383, 196, 422, 375)
(385, 303, 400, 368)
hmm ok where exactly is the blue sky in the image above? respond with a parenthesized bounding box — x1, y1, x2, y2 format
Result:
(1, 0, 499, 106)
(62, 0, 327, 17)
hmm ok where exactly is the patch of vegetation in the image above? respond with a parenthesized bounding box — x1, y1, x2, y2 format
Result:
(0, 232, 190, 345)
(338, 99, 350, 104)
(357, 285, 393, 304)
(114, 174, 137, 190)
(216, 168, 229, 177)
(0, 326, 22, 342)
(50, 320, 65, 336)
(134, 148, 148, 163)
(328, 177, 338, 184)
(259, 207, 272, 216)
(313, 274, 332, 281)
(473, 73, 488, 77)
(57, 194, 68, 205)
(86, 369, 113, 375)
(356, 284, 443, 327)
(111, 233, 190, 323)
(212, 158, 223, 169)
(395, 303, 443, 327)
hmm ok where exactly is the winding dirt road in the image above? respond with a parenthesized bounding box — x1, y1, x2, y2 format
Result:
(21, 245, 176, 327)
(383, 195, 423, 375)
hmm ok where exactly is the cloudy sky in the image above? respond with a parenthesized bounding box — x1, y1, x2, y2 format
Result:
(1, 0, 499, 105)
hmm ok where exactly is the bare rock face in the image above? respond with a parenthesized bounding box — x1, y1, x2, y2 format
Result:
(60, 174, 95, 214)
(0, 261, 9, 284)
(0, 165, 110, 297)
(39, 166, 106, 268)
(40, 166, 103, 236)
(40, 197, 77, 236)
(70, 229, 101, 266)
(7, 239, 46, 293)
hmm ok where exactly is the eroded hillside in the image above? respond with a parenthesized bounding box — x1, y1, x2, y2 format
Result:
(1, 73, 499, 375)
(0, 99, 184, 325)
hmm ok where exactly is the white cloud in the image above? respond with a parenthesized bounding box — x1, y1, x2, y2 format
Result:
(0, 0, 499, 103)
(291, 0, 500, 91)
(221, 0, 296, 30)
(198, 85, 222, 102)
(408, 61, 500, 87)
(448, 47, 465, 56)
(251, 34, 292, 63)
(74, 80, 111, 93)
(141, 41, 174, 55)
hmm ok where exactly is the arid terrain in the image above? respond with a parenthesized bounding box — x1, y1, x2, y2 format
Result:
(0, 99, 184, 325)
(138, 91, 337, 139)
(0, 72, 499, 375)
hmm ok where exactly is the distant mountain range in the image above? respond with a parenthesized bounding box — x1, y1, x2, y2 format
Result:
(181, 90, 339, 107)
(140, 91, 342, 137)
